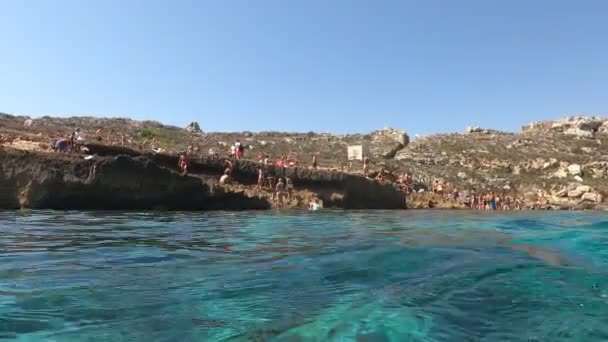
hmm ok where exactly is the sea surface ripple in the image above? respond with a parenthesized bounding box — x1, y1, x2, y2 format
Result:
(2, 210, 608, 341)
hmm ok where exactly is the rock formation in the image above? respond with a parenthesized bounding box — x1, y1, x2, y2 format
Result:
(0, 145, 405, 210)
(2, 112, 608, 210)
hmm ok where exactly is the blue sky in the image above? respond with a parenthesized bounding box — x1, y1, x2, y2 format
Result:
(1, 0, 606, 135)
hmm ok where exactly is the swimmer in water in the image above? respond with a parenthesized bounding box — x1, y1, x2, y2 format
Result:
(309, 199, 322, 211)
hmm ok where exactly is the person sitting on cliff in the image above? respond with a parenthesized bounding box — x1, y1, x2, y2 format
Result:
(224, 160, 233, 177)
(178, 153, 190, 175)
(375, 168, 387, 182)
(220, 169, 231, 184)
(275, 178, 286, 207)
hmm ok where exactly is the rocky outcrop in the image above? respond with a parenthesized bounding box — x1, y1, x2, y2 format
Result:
(82, 144, 405, 209)
(368, 128, 410, 159)
(523, 116, 607, 139)
(0, 149, 269, 210)
(3, 112, 608, 210)
(0, 146, 406, 210)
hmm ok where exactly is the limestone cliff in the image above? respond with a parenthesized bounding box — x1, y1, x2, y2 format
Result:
(2, 112, 608, 209)
(0, 146, 405, 210)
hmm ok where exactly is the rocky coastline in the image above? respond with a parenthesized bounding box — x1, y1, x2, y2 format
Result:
(0, 145, 405, 210)
(1, 113, 608, 211)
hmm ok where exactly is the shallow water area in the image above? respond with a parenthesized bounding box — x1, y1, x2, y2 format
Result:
(2, 210, 608, 341)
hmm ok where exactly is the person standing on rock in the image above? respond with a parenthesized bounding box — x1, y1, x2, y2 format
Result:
(235, 140, 243, 159)
(275, 178, 286, 207)
(312, 154, 318, 169)
(286, 177, 294, 200)
(257, 166, 265, 190)
(363, 155, 369, 176)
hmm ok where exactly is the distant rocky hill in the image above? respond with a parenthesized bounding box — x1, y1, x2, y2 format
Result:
(1, 112, 607, 209)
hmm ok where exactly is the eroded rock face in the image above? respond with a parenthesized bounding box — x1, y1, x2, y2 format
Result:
(524, 116, 607, 138)
(0, 149, 268, 210)
(0, 145, 406, 210)
(368, 128, 410, 159)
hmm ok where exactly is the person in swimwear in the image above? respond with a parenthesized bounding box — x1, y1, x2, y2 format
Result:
(96, 129, 103, 142)
(178, 153, 190, 175)
(363, 155, 369, 176)
(312, 154, 318, 169)
(286, 177, 294, 200)
(257, 166, 264, 190)
(275, 178, 286, 207)
(309, 199, 322, 211)
(220, 169, 231, 184)
(224, 160, 233, 177)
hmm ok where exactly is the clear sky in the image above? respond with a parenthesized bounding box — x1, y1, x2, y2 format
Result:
(1, 0, 606, 135)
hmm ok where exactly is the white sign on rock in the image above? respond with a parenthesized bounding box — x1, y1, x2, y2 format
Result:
(347, 145, 368, 161)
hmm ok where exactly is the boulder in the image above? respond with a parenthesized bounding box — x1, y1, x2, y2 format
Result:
(598, 121, 608, 135)
(564, 127, 594, 139)
(553, 169, 568, 179)
(369, 128, 409, 159)
(574, 175, 584, 183)
(575, 185, 591, 193)
(567, 164, 582, 176)
(581, 192, 603, 203)
(568, 189, 585, 198)
(457, 172, 467, 179)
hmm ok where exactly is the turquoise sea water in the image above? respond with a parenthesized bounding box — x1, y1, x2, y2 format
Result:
(2, 210, 608, 341)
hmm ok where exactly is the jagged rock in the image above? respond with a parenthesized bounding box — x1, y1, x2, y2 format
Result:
(567, 189, 584, 198)
(574, 175, 584, 182)
(568, 164, 582, 176)
(525, 116, 606, 138)
(598, 121, 608, 135)
(185, 122, 202, 133)
(564, 127, 594, 139)
(581, 192, 603, 203)
(576, 185, 591, 193)
(553, 169, 568, 179)
(369, 128, 409, 159)
(585, 161, 608, 178)
(542, 158, 558, 169)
